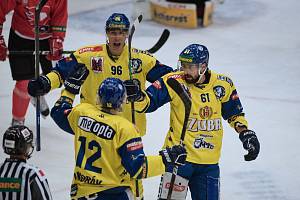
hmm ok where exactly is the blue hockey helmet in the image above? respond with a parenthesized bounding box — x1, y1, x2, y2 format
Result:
(3, 125, 34, 158)
(105, 13, 130, 32)
(98, 78, 126, 109)
(179, 44, 209, 65)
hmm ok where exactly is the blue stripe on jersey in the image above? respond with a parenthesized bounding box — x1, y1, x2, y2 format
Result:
(221, 89, 244, 120)
(145, 78, 171, 113)
(146, 60, 173, 83)
(118, 138, 145, 178)
(51, 102, 74, 135)
(52, 54, 78, 80)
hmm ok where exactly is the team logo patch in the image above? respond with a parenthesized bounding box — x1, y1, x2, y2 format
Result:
(79, 46, 103, 54)
(0, 177, 22, 192)
(213, 86, 225, 100)
(127, 141, 143, 151)
(199, 106, 213, 119)
(130, 58, 142, 74)
(91, 57, 104, 73)
(152, 80, 162, 89)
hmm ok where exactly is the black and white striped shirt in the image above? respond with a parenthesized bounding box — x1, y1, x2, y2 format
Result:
(0, 158, 52, 200)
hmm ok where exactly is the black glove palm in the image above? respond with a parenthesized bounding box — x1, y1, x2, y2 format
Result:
(123, 79, 143, 102)
(239, 130, 260, 161)
(28, 75, 51, 97)
(64, 64, 89, 94)
(160, 145, 187, 167)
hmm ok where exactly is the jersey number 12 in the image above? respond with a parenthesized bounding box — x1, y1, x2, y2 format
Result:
(76, 136, 102, 173)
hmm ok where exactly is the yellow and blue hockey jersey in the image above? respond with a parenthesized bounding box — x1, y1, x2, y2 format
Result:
(50, 92, 165, 199)
(135, 70, 248, 164)
(47, 44, 173, 136)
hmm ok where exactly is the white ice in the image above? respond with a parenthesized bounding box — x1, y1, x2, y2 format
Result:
(0, 0, 299, 199)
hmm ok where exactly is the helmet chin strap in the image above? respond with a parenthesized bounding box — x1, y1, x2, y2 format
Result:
(197, 65, 208, 84)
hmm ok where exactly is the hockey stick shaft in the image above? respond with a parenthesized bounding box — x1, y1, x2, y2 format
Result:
(8, 50, 74, 55)
(35, 0, 48, 151)
(165, 78, 191, 200)
(8, 28, 168, 55)
(128, 14, 143, 125)
(128, 14, 143, 199)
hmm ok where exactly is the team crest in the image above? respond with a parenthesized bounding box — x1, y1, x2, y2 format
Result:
(213, 86, 225, 100)
(91, 57, 104, 73)
(130, 58, 142, 74)
(199, 106, 213, 119)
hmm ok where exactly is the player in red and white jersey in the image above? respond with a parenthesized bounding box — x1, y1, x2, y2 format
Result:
(0, 0, 68, 125)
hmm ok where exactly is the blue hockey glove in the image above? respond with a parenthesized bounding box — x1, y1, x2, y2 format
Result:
(28, 75, 51, 97)
(123, 79, 144, 102)
(239, 130, 260, 161)
(64, 63, 89, 94)
(160, 145, 187, 167)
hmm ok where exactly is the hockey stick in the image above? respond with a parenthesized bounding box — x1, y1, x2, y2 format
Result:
(147, 29, 170, 54)
(128, 14, 143, 199)
(35, 0, 48, 151)
(128, 14, 143, 124)
(8, 50, 74, 55)
(165, 78, 192, 200)
(8, 29, 169, 55)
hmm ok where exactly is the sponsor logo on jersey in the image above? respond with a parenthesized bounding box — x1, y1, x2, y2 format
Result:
(78, 116, 116, 140)
(213, 86, 225, 100)
(193, 137, 214, 149)
(0, 178, 22, 192)
(91, 57, 104, 73)
(132, 48, 153, 56)
(199, 106, 213, 119)
(165, 182, 187, 192)
(74, 171, 102, 185)
(152, 80, 162, 89)
(70, 184, 78, 197)
(167, 74, 183, 80)
(79, 46, 103, 54)
(127, 141, 143, 151)
(188, 118, 222, 132)
(217, 75, 233, 86)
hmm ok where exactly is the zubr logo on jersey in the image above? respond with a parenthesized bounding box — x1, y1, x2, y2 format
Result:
(78, 116, 116, 140)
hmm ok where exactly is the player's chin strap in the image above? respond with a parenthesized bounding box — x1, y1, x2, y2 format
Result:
(197, 64, 208, 84)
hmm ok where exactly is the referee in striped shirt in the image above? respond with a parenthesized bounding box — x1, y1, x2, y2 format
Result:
(0, 125, 52, 200)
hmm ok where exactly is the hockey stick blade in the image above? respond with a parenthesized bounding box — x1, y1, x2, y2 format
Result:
(165, 78, 191, 200)
(147, 29, 170, 54)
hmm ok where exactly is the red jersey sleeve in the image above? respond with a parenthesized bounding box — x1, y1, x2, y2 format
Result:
(0, 0, 16, 33)
(50, 0, 67, 39)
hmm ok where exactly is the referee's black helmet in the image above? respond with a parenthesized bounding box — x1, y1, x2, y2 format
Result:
(2, 125, 34, 158)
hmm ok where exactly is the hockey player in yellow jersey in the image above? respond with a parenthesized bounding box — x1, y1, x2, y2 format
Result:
(125, 44, 260, 200)
(27, 13, 173, 136)
(50, 72, 187, 199)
